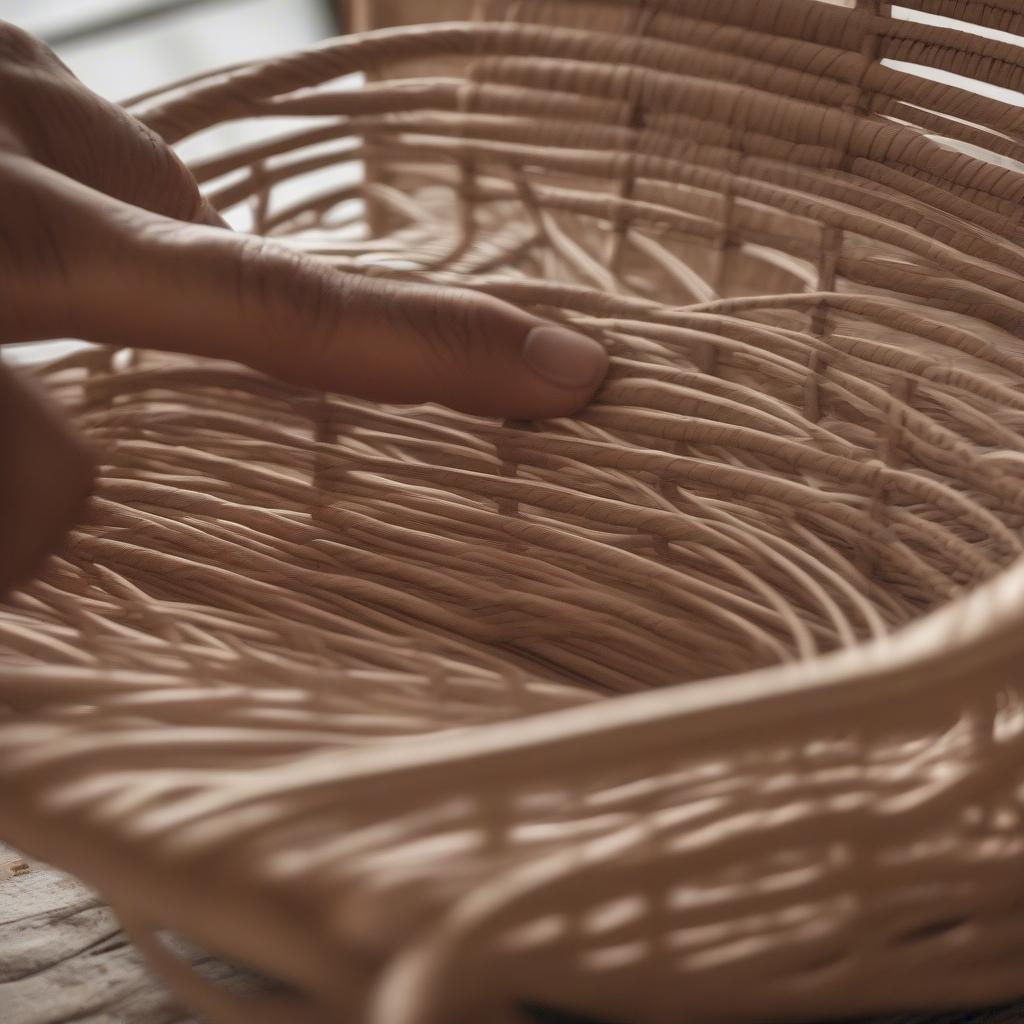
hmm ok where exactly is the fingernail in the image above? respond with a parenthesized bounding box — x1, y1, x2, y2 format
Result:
(522, 325, 607, 390)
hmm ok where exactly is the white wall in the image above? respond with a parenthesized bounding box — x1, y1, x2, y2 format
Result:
(0, 0, 333, 102)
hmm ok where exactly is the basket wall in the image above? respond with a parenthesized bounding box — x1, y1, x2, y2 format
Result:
(2, 2, 1024, 1023)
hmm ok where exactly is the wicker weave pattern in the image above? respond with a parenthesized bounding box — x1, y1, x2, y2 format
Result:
(2, 1, 1024, 1022)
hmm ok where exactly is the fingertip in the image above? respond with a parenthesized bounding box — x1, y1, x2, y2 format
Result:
(435, 316, 609, 420)
(479, 322, 607, 420)
(522, 324, 608, 391)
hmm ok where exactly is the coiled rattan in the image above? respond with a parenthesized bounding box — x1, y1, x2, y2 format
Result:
(3, 1, 1024, 1021)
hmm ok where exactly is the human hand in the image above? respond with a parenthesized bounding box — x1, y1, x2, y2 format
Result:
(0, 21, 608, 594)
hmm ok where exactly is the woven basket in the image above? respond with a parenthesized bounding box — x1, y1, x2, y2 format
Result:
(4, 1, 1024, 1022)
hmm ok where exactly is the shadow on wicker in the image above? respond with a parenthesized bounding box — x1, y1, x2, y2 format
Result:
(3, 2, 1024, 1023)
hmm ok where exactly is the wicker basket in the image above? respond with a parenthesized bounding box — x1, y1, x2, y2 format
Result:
(3, 1, 1024, 1022)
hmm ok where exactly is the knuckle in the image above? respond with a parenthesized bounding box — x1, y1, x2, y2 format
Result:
(233, 235, 280, 310)
(0, 23, 66, 88)
(125, 118, 205, 221)
(0, 22, 47, 64)
(232, 236, 335, 362)
(0, 26, 202, 224)
(388, 282, 494, 374)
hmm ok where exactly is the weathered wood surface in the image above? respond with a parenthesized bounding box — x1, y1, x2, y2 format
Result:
(4, 841, 1024, 1024)
(0, 842, 204, 1024)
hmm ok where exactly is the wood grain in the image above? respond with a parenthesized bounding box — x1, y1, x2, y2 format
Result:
(4, 842, 1023, 1024)
(1, 842, 220, 1024)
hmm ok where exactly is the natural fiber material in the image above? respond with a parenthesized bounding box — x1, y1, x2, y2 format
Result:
(3, 1, 1024, 1021)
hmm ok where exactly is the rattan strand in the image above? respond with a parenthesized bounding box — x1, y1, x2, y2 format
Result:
(3, 1, 1024, 1022)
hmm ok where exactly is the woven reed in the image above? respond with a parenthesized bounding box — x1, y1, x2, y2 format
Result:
(3, 1, 1024, 1021)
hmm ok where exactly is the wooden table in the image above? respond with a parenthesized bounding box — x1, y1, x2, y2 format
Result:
(4, 841, 1023, 1024)
(0, 842, 240, 1024)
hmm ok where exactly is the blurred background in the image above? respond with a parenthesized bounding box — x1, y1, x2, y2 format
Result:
(0, 0, 341, 99)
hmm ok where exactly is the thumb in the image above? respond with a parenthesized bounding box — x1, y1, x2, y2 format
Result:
(0, 361, 95, 595)
(65, 188, 608, 420)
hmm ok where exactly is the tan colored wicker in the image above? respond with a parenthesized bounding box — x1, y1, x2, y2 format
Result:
(3, 0, 1024, 1021)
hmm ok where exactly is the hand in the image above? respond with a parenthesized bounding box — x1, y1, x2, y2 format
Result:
(0, 21, 608, 595)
